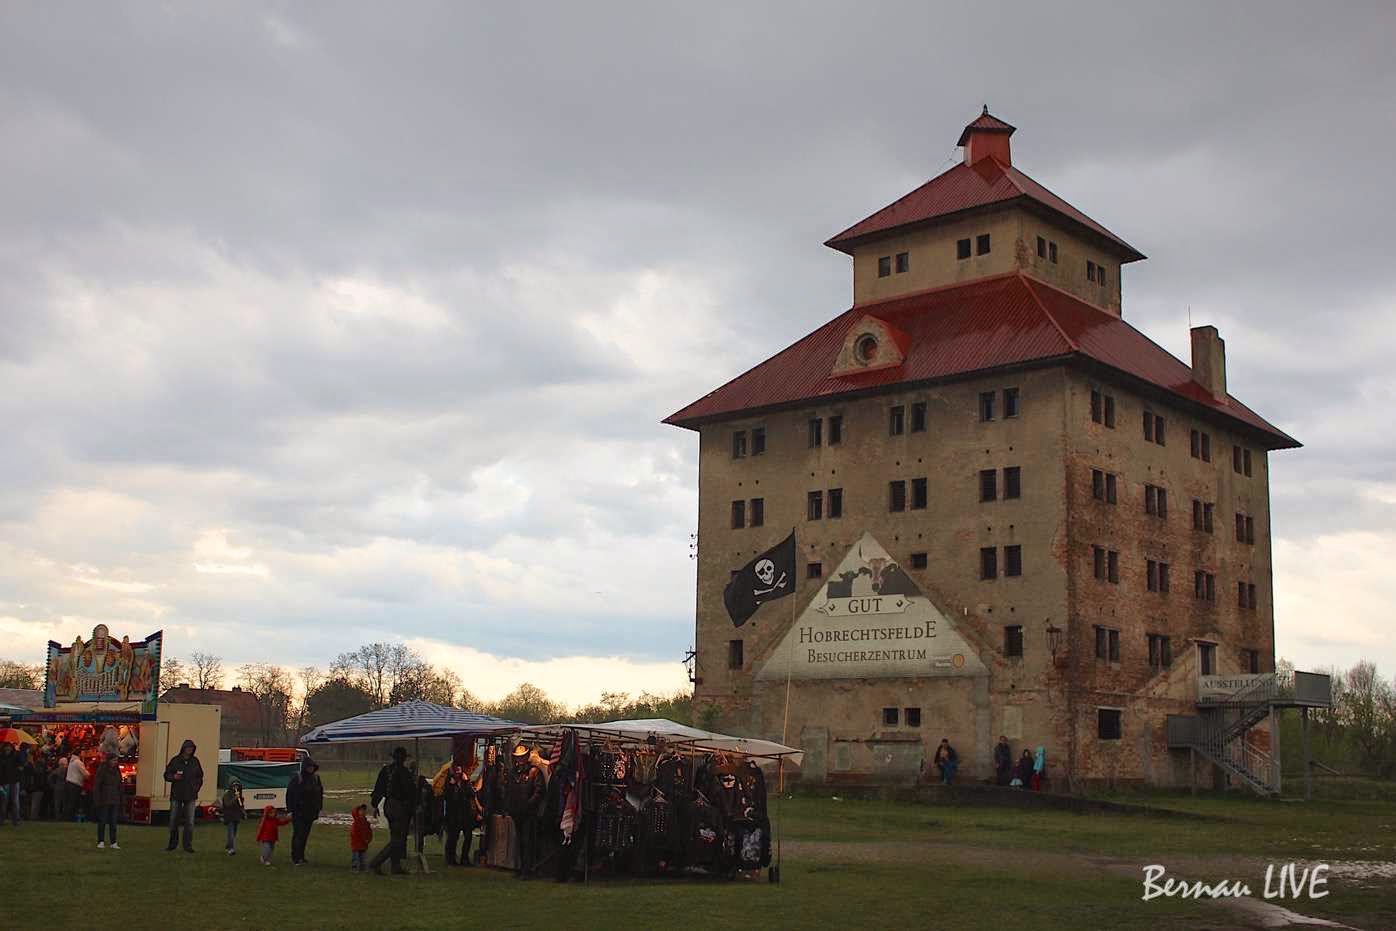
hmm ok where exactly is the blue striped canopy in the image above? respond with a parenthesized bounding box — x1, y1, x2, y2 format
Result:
(299, 700, 519, 744)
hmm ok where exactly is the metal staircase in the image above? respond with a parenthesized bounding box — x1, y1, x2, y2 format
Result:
(1175, 675, 1281, 796)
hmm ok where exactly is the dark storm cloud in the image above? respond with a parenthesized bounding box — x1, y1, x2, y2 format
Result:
(1, 1, 1392, 682)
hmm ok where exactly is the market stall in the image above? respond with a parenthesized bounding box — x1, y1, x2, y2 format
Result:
(511, 719, 802, 883)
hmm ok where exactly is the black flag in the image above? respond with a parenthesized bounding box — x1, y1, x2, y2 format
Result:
(723, 531, 796, 628)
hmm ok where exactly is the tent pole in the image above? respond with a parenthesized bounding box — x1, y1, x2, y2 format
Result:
(774, 757, 783, 884)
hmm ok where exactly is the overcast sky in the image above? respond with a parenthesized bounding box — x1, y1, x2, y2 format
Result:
(2, 2, 1393, 704)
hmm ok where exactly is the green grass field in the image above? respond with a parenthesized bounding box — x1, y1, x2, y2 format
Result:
(4, 787, 1393, 929)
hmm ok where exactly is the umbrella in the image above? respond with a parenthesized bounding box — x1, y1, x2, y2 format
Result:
(0, 727, 37, 746)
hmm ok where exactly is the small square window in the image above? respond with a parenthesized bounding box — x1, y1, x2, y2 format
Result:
(1147, 559, 1159, 592)
(910, 552, 928, 570)
(976, 233, 991, 255)
(807, 561, 823, 579)
(828, 488, 843, 518)
(1203, 502, 1214, 533)
(1245, 516, 1255, 544)
(1243, 448, 1253, 476)
(1003, 466, 1021, 500)
(808, 417, 823, 448)
(877, 256, 892, 278)
(752, 427, 765, 455)
(1092, 545, 1105, 579)
(732, 431, 747, 458)
(980, 391, 996, 422)
(1190, 429, 1200, 458)
(904, 707, 921, 727)
(882, 707, 899, 727)
(807, 490, 823, 521)
(728, 639, 743, 670)
(1049, 241, 1058, 264)
(895, 251, 910, 274)
(1154, 415, 1166, 445)
(1003, 387, 1019, 418)
(750, 498, 764, 527)
(1107, 550, 1119, 584)
(911, 477, 928, 510)
(889, 480, 906, 513)
(1245, 648, 1260, 674)
(1159, 562, 1170, 593)
(1036, 236, 1046, 258)
(1148, 634, 1172, 669)
(980, 546, 998, 580)
(1201, 433, 1211, 462)
(980, 469, 997, 502)
(1104, 395, 1115, 428)
(1247, 583, 1257, 609)
(1199, 642, 1216, 676)
(910, 402, 927, 433)
(829, 415, 843, 445)
(1097, 708, 1122, 740)
(1143, 411, 1154, 443)
(1092, 468, 1105, 500)
(1233, 446, 1244, 474)
(1004, 625, 1024, 657)
(1105, 473, 1117, 504)
(731, 500, 745, 529)
(1004, 545, 1022, 577)
(956, 238, 971, 260)
(1087, 260, 1096, 282)
(1090, 390, 1102, 424)
(1099, 266, 1107, 287)
(889, 405, 905, 436)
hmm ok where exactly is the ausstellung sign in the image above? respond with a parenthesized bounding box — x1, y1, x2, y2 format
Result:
(756, 533, 986, 682)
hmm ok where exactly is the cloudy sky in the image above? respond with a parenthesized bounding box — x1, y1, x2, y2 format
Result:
(1, 2, 1392, 704)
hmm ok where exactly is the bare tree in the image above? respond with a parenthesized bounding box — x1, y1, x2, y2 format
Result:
(290, 665, 324, 740)
(161, 656, 188, 687)
(238, 663, 294, 745)
(0, 660, 42, 689)
(189, 651, 224, 690)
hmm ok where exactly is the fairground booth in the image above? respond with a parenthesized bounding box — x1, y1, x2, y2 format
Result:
(300, 705, 802, 883)
(3, 625, 220, 823)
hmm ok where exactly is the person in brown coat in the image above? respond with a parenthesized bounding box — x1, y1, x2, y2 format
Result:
(93, 754, 123, 849)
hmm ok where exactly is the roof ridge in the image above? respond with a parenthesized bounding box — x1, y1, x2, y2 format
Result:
(1018, 274, 1082, 353)
(1005, 163, 1145, 260)
(823, 161, 974, 247)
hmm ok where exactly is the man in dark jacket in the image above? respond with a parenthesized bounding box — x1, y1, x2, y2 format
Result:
(993, 735, 1012, 787)
(0, 743, 20, 826)
(286, 758, 324, 865)
(368, 747, 415, 875)
(442, 766, 476, 867)
(505, 744, 546, 880)
(163, 739, 203, 852)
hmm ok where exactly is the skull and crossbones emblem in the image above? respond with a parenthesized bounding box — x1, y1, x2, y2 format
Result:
(753, 558, 786, 596)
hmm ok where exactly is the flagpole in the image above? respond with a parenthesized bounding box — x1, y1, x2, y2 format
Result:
(781, 527, 797, 790)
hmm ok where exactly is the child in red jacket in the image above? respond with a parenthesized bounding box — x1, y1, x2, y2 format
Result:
(256, 805, 292, 866)
(349, 803, 373, 872)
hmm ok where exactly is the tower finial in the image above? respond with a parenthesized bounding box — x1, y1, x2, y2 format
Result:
(982, 104, 989, 115)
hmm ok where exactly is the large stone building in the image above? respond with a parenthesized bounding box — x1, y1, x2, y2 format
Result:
(665, 109, 1299, 789)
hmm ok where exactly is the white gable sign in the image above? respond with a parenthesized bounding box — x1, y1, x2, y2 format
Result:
(755, 533, 986, 681)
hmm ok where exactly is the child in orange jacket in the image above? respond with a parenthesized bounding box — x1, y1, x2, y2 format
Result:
(255, 805, 292, 866)
(349, 803, 373, 872)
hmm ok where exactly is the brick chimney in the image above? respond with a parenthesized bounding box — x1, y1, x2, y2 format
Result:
(957, 106, 1015, 167)
(1190, 325, 1227, 401)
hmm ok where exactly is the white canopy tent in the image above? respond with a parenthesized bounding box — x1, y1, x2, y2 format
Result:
(522, 718, 802, 765)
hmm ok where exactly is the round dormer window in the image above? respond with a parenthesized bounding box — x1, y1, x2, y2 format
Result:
(854, 333, 879, 365)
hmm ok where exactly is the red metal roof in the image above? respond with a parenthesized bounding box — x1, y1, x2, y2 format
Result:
(824, 159, 1144, 261)
(664, 273, 1298, 448)
(957, 109, 1016, 145)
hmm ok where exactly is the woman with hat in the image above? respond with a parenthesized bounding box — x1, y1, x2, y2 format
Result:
(221, 778, 245, 854)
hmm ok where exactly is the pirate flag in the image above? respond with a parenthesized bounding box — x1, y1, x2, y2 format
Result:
(723, 531, 796, 628)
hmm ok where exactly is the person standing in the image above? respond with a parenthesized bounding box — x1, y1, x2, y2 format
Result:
(64, 753, 89, 821)
(505, 744, 545, 880)
(46, 758, 65, 820)
(221, 779, 245, 855)
(93, 753, 122, 849)
(993, 735, 1012, 787)
(1014, 749, 1034, 788)
(25, 750, 45, 821)
(0, 743, 20, 826)
(442, 766, 476, 867)
(163, 739, 203, 852)
(286, 758, 324, 865)
(367, 747, 415, 875)
(933, 738, 958, 785)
